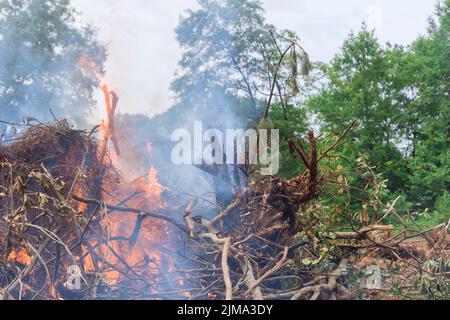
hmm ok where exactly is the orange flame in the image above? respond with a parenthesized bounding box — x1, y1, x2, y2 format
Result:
(77, 56, 183, 295)
(7, 248, 32, 266)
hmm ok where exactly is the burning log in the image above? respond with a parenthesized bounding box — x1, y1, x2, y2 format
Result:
(71, 195, 188, 234)
(109, 90, 121, 156)
(79, 55, 120, 159)
(99, 86, 121, 161)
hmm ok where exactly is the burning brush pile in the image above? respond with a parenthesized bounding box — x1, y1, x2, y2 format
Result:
(0, 115, 448, 300)
(0, 120, 185, 300)
(0, 118, 322, 300)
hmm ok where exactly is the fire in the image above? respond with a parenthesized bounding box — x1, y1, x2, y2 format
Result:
(95, 163, 169, 283)
(79, 56, 119, 156)
(77, 55, 182, 295)
(101, 84, 112, 125)
(79, 55, 104, 83)
(7, 248, 32, 266)
(76, 196, 88, 214)
(141, 167, 167, 207)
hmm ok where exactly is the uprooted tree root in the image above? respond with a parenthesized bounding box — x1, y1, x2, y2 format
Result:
(157, 123, 449, 300)
(1, 121, 448, 300)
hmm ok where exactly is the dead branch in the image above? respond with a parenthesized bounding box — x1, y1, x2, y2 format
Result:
(244, 246, 289, 297)
(183, 199, 199, 238)
(327, 225, 394, 240)
(198, 233, 233, 300)
(291, 259, 348, 300)
(317, 120, 357, 162)
(71, 195, 189, 234)
(222, 237, 233, 300)
(238, 256, 263, 300)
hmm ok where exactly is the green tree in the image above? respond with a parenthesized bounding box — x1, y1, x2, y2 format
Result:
(404, 0, 450, 210)
(307, 26, 410, 193)
(308, 1, 449, 214)
(267, 102, 308, 178)
(171, 0, 309, 125)
(172, 0, 265, 107)
(0, 0, 105, 128)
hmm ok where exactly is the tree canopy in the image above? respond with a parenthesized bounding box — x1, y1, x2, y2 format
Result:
(307, 1, 449, 220)
(0, 0, 105, 129)
(171, 0, 310, 128)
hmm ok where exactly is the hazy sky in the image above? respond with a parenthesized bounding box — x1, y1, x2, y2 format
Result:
(72, 0, 436, 117)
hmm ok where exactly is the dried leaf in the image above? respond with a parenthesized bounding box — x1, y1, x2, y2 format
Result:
(300, 50, 312, 76)
(288, 47, 299, 95)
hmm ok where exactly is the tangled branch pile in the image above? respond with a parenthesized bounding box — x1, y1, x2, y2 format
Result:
(0, 121, 448, 300)
(0, 121, 181, 300)
(175, 126, 450, 300)
(0, 121, 104, 299)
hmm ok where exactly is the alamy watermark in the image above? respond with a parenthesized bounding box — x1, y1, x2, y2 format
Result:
(170, 121, 280, 176)
(365, 265, 382, 290)
(65, 265, 82, 290)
